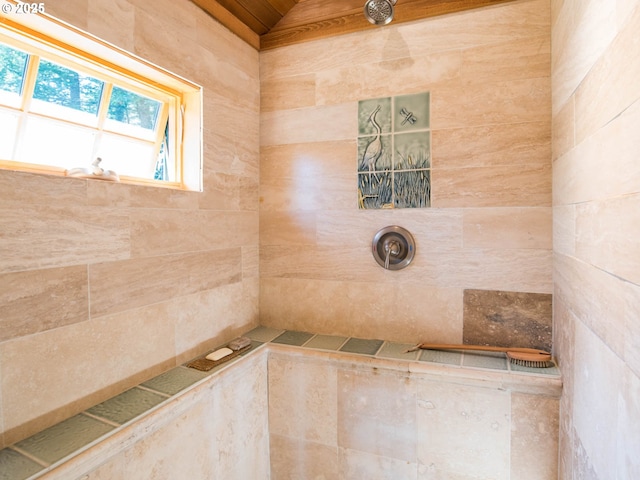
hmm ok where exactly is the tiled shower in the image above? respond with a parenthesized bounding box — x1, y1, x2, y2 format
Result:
(1, 0, 638, 478)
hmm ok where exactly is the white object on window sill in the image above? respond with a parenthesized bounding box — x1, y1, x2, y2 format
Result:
(66, 157, 119, 182)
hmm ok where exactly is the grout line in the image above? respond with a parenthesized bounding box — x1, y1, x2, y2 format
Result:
(81, 411, 120, 428)
(9, 445, 49, 468)
(136, 384, 171, 397)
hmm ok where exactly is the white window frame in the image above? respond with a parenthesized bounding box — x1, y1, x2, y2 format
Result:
(0, 4, 203, 191)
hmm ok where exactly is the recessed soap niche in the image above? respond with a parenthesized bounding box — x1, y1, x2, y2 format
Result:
(357, 92, 431, 209)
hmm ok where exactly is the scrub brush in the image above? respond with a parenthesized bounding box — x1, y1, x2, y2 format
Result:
(407, 343, 553, 368)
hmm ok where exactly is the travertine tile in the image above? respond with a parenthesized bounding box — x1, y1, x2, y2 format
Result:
(0, 266, 88, 342)
(89, 249, 242, 317)
(340, 447, 418, 480)
(460, 34, 550, 83)
(572, 321, 624, 479)
(0, 307, 175, 443)
(261, 74, 316, 112)
(315, 49, 461, 106)
(259, 210, 317, 246)
(44, 0, 88, 30)
(269, 354, 337, 444)
(416, 380, 511, 479)
(463, 289, 553, 351)
(576, 194, 640, 285)
(207, 354, 270, 479)
(259, 175, 355, 211)
(130, 209, 258, 257)
(432, 121, 551, 169)
(338, 368, 416, 462)
(432, 77, 550, 130)
(618, 367, 640, 478)
(553, 204, 576, 256)
(261, 140, 355, 180)
(510, 393, 559, 480)
(573, 1, 639, 143)
(463, 207, 552, 250)
(0, 170, 87, 207)
(552, 98, 640, 206)
(433, 164, 551, 208)
(88, 0, 135, 51)
(260, 103, 356, 146)
(551, 96, 574, 161)
(270, 434, 338, 480)
(271, 272, 449, 344)
(0, 205, 130, 273)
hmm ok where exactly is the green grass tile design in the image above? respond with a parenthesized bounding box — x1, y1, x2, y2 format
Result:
(340, 338, 384, 355)
(14, 414, 114, 465)
(0, 447, 44, 479)
(86, 387, 167, 425)
(419, 349, 462, 366)
(377, 342, 420, 361)
(462, 352, 508, 370)
(141, 366, 208, 396)
(245, 326, 284, 343)
(271, 330, 314, 346)
(304, 335, 348, 351)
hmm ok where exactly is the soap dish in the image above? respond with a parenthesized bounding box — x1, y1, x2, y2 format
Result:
(186, 344, 251, 372)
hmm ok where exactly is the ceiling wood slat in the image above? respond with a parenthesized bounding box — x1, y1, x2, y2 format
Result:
(191, 0, 518, 51)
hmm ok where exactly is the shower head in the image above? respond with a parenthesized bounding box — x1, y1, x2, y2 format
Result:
(363, 0, 397, 26)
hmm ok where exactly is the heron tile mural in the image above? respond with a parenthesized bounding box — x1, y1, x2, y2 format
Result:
(357, 92, 431, 209)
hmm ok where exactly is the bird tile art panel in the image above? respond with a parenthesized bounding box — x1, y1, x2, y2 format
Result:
(357, 92, 431, 209)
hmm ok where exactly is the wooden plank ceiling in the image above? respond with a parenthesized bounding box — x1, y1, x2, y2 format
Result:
(190, 0, 516, 50)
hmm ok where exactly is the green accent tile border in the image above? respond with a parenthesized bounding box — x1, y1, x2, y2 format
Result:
(376, 342, 420, 361)
(245, 325, 284, 343)
(271, 330, 314, 346)
(462, 352, 508, 371)
(2, 325, 559, 479)
(87, 387, 167, 426)
(340, 338, 384, 355)
(304, 334, 348, 351)
(15, 414, 114, 465)
(141, 366, 209, 396)
(0, 447, 44, 479)
(419, 349, 462, 366)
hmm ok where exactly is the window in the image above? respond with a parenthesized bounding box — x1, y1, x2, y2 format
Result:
(0, 8, 202, 190)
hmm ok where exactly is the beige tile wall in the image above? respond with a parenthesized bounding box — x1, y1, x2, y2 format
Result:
(552, 0, 640, 478)
(259, 0, 552, 343)
(268, 349, 560, 479)
(44, 351, 270, 480)
(0, 0, 260, 446)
